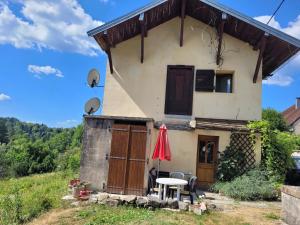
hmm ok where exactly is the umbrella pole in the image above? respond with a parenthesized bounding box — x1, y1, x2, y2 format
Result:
(157, 159, 160, 179)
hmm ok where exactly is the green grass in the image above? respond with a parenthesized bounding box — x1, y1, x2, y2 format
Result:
(74, 205, 205, 225)
(0, 171, 75, 224)
(264, 212, 280, 220)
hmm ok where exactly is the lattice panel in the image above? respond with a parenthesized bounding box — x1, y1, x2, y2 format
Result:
(230, 132, 256, 174)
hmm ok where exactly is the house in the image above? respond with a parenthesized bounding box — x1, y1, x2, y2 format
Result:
(80, 0, 300, 194)
(283, 98, 300, 135)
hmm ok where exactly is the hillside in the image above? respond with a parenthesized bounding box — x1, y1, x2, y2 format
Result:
(0, 117, 83, 178)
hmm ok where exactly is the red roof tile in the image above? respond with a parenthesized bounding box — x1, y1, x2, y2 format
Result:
(282, 105, 300, 125)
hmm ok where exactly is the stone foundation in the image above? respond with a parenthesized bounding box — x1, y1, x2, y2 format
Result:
(281, 185, 300, 225)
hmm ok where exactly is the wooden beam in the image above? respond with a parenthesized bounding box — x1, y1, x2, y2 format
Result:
(139, 13, 145, 63)
(103, 31, 114, 74)
(216, 13, 227, 65)
(180, 0, 186, 47)
(253, 33, 269, 83)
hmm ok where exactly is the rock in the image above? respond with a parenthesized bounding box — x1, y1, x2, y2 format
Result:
(97, 193, 109, 203)
(89, 195, 98, 204)
(147, 196, 161, 208)
(62, 195, 75, 201)
(200, 202, 207, 212)
(71, 201, 80, 207)
(160, 200, 167, 208)
(167, 199, 179, 209)
(193, 206, 202, 215)
(120, 195, 137, 204)
(207, 203, 217, 210)
(178, 201, 189, 211)
(136, 197, 148, 208)
(109, 194, 121, 200)
(105, 199, 120, 207)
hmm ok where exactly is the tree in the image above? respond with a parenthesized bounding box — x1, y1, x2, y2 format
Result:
(262, 108, 289, 132)
(0, 120, 9, 144)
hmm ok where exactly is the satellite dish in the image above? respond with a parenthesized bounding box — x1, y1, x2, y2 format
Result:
(87, 69, 100, 88)
(84, 97, 101, 115)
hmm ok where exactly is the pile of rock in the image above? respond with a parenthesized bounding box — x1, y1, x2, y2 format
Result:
(62, 192, 210, 214)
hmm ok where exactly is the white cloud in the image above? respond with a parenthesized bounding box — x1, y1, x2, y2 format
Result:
(56, 119, 80, 128)
(255, 15, 300, 39)
(0, 93, 11, 101)
(254, 15, 281, 29)
(255, 14, 300, 86)
(263, 73, 294, 87)
(28, 65, 64, 78)
(0, 0, 103, 56)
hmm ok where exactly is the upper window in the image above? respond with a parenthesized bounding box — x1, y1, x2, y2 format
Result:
(215, 74, 233, 93)
(165, 65, 194, 115)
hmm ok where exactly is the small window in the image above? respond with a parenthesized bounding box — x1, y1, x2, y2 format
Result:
(215, 74, 233, 93)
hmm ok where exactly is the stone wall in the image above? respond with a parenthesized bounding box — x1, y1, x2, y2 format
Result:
(281, 185, 300, 225)
(80, 117, 113, 191)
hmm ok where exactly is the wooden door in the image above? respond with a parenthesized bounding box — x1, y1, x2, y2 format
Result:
(165, 65, 194, 115)
(125, 125, 147, 195)
(196, 135, 219, 189)
(107, 123, 147, 195)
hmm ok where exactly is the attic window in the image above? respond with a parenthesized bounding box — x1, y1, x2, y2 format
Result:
(215, 73, 233, 93)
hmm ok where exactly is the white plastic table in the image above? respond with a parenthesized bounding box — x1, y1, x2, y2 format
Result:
(156, 178, 188, 201)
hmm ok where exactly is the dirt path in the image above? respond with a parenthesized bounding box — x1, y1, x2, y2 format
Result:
(27, 208, 80, 225)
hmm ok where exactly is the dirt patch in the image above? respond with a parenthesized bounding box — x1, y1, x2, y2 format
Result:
(27, 208, 81, 225)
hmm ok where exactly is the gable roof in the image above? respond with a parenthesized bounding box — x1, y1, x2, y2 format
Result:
(88, 0, 300, 78)
(282, 105, 300, 126)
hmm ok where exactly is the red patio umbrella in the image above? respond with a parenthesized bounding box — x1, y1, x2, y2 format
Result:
(152, 124, 171, 178)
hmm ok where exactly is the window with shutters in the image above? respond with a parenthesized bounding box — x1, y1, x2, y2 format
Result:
(215, 74, 233, 93)
(195, 70, 215, 92)
(165, 65, 194, 115)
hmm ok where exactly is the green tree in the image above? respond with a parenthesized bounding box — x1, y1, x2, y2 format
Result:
(0, 119, 9, 144)
(262, 108, 289, 132)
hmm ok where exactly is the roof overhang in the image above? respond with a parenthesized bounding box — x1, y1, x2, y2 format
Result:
(88, 0, 300, 78)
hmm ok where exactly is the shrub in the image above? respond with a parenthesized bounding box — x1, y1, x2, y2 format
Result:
(248, 120, 298, 182)
(217, 146, 246, 181)
(211, 168, 279, 201)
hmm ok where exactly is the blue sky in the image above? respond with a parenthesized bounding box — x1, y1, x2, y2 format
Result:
(0, 0, 299, 128)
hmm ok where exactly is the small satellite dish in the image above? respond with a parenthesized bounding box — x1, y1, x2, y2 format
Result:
(87, 69, 100, 88)
(84, 97, 101, 115)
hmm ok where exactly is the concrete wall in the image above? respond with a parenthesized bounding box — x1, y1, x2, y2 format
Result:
(102, 16, 262, 121)
(80, 118, 113, 191)
(281, 186, 300, 225)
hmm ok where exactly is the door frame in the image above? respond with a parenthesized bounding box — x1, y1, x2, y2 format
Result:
(196, 135, 219, 188)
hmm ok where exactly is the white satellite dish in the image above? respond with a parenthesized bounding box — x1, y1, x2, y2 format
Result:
(87, 69, 100, 88)
(84, 97, 101, 115)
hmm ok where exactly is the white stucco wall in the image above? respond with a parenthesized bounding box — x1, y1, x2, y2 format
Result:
(102, 16, 262, 121)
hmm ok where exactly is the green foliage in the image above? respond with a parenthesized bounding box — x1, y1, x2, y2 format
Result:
(262, 108, 289, 132)
(0, 117, 83, 178)
(248, 119, 299, 182)
(217, 146, 246, 181)
(0, 172, 74, 224)
(212, 168, 279, 201)
(0, 119, 9, 144)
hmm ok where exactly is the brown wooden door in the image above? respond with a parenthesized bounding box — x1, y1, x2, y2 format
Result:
(107, 124, 147, 195)
(196, 135, 219, 189)
(165, 65, 194, 115)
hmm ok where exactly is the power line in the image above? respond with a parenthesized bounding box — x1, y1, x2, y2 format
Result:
(267, 0, 286, 24)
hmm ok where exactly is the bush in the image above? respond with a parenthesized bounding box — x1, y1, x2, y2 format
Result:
(248, 120, 299, 183)
(211, 168, 279, 201)
(217, 146, 246, 181)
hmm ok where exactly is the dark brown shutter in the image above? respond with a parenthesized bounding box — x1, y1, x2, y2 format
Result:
(195, 70, 215, 92)
(165, 65, 194, 115)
